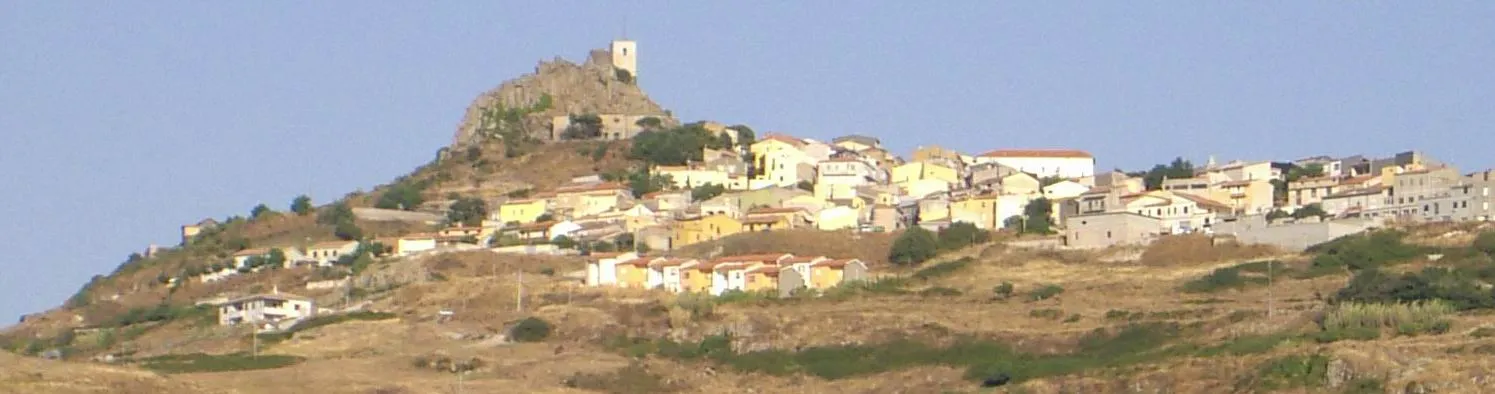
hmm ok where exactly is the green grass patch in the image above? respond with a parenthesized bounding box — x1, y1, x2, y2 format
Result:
(1319, 300, 1452, 341)
(1241, 354, 1329, 390)
(1469, 327, 1495, 338)
(1027, 284, 1064, 301)
(611, 323, 1190, 384)
(137, 352, 303, 374)
(1302, 230, 1423, 277)
(1029, 309, 1063, 320)
(919, 287, 963, 297)
(1181, 261, 1287, 293)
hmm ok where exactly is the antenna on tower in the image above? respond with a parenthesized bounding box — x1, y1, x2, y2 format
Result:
(622, 13, 629, 40)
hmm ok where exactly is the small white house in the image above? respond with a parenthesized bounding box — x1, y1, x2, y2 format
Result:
(231, 248, 271, 269)
(218, 291, 316, 327)
(396, 235, 437, 256)
(305, 241, 359, 267)
(585, 252, 638, 286)
(975, 149, 1096, 179)
(1042, 180, 1092, 200)
(548, 221, 584, 241)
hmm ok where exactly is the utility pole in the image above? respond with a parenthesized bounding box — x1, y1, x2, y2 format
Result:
(516, 271, 524, 312)
(1267, 261, 1274, 320)
(250, 323, 259, 359)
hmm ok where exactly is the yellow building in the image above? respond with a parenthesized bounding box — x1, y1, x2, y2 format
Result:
(891, 161, 960, 186)
(670, 214, 743, 248)
(614, 257, 656, 289)
(744, 266, 781, 292)
(749, 134, 817, 186)
(553, 183, 631, 218)
(654, 165, 730, 189)
(809, 259, 869, 289)
(498, 198, 549, 224)
(681, 262, 717, 293)
(950, 193, 1001, 230)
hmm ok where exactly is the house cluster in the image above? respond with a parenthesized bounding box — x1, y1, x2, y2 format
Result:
(584, 252, 869, 297)
(475, 133, 1109, 252)
(1062, 151, 1495, 249)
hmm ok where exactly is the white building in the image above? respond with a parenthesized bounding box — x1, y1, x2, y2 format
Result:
(218, 292, 316, 327)
(304, 241, 359, 267)
(975, 149, 1096, 179)
(584, 252, 638, 286)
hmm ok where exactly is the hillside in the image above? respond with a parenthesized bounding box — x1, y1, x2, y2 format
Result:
(8, 227, 1495, 392)
(0, 351, 209, 394)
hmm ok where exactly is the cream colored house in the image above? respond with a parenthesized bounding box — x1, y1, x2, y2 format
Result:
(304, 240, 359, 266)
(1288, 176, 1339, 209)
(975, 149, 1096, 179)
(750, 134, 819, 187)
(584, 252, 639, 287)
(816, 206, 860, 230)
(218, 292, 315, 328)
(552, 183, 632, 218)
(999, 173, 1043, 196)
(654, 165, 730, 189)
(1041, 180, 1091, 200)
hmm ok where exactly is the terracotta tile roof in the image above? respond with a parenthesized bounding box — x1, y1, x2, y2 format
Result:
(781, 256, 825, 265)
(759, 133, 806, 148)
(978, 149, 1093, 159)
(709, 254, 792, 264)
(748, 207, 807, 214)
(226, 292, 311, 304)
(812, 258, 861, 268)
(649, 258, 696, 268)
(619, 257, 657, 267)
(515, 221, 556, 231)
(1173, 193, 1232, 211)
(711, 262, 755, 272)
(741, 216, 784, 225)
(1340, 175, 1378, 185)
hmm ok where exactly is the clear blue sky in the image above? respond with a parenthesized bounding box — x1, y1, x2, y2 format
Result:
(2, 2, 1491, 323)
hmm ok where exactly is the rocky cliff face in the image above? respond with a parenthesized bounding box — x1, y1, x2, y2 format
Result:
(450, 49, 670, 148)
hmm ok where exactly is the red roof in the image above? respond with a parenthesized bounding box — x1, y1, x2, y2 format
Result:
(748, 207, 807, 214)
(759, 133, 806, 148)
(555, 182, 627, 195)
(709, 253, 792, 264)
(780, 256, 825, 265)
(619, 257, 657, 267)
(741, 216, 783, 225)
(812, 259, 861, 269)
(649, 258, 696, 268)
(979, 149, 1093, 159)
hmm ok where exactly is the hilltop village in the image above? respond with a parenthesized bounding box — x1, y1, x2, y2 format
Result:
(9, 39, 1495, 393)
(143, 40, 1495, 324)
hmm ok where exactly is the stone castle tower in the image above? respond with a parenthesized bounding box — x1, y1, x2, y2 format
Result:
(610, 40, 637, 78)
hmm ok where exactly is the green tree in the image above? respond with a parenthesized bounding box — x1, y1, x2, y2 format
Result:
(317, 202, 355, 225)
(290, 195, 313, 216)
(375, 181, 428, 211)
(250, 204, 273, 219)
(614, 68, 634, 84)
(535, 213, 555, 223)
(1133, 157, 1196, 191)
(1286, 163, 1326, 182)
(562, 114, 603, 140)
(552, 235, 578, 250)
(510, 317, 552, 342)
(446, 197, 488, 226)
(635, 116, 663, 130)
(889, 227, 939, 266)
(1266, 209, 1291, 221)
(1020, 198, 1054, 234)
(937, 222, 990, 251)
(266, 248, 288, 269)
(334, 220, 363, 241)
(690, 183, 727, 202)
(628, 123, 718, 166)
(627, 168, 673, 198)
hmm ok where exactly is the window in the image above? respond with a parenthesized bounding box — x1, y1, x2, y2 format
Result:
(1106, 231, 1112, 239)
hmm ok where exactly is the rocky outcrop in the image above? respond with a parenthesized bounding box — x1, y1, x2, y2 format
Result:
(450, 49, 670, 148)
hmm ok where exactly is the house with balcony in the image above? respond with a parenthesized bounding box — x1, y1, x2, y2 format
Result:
(217, 291, 316, 328)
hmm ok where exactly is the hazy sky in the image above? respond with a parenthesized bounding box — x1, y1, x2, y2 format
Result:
(2, 2, 1492, 323)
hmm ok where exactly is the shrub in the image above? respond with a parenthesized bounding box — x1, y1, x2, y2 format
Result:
(1469, 327, 1495, 338)
(1305, 230, 1422, 273)
(936, 222, 991, 251)
(889, 227, 940, 266)
(1104, 310, 1131, 320)
(137, 353, 303, 374)
(992, 282, 1014, 300)
(1247, 354, 1329, 390)
(1476, 232, 1495, 256)
(919, 287, 963, 297)
(1063, 314, 1081, 323)
(510, 317, 552, 342)
(1027, 284, 1064, 302)
(1335, 268, 1495, 310)
(1028, 309, 1063, 319)
(1320, 301, 1453, 340)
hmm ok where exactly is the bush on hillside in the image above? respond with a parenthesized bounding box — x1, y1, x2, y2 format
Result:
(889, 227, 940, 266)
(1335, 267, 1495, 310)
(1475, 231, 1495, 256)
(937, 222, 991, 251)
(912, 257, 973, 280)
(1028, 284, 1064, 302)
(1320, 301, 1452, 340)
(1180, 261, 1286, 293)
(1305, 230, 1423, 274)
(510, 317, 552, 342)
